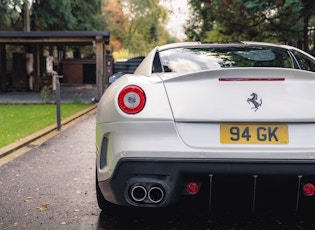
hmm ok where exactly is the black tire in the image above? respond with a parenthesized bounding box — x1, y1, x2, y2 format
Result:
(95, 169, 119, 212)
(95, 172, 113, 211)
(95, 176, 107, 210)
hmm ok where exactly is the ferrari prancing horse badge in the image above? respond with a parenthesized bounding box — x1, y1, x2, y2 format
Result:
(247, 93, 262, 112)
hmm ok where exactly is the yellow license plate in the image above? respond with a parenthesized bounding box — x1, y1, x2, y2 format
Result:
(220, 124, 289, 144)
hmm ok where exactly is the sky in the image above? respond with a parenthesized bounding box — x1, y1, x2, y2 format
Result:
(160, 0, 190, 41)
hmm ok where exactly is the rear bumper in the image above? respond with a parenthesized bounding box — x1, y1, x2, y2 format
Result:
(98, 158, 315, 213)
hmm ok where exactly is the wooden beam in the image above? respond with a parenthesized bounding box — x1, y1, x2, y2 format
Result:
(33, 44, 41, 92)
(0, 38, 96, 44)
(0, 45, 6, 92)
(96, 36, 105, 99)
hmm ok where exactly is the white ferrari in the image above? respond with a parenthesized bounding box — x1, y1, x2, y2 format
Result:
(96, 42, 315, 214)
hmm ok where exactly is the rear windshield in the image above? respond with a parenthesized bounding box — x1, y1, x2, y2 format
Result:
(158, 47, 293, 73)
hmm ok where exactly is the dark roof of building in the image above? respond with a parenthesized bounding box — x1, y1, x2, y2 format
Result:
(0, 31, 110, 45)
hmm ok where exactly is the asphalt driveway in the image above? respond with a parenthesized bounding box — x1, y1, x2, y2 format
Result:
(1, 112, 315, 229)
(0, 113, 99, 229)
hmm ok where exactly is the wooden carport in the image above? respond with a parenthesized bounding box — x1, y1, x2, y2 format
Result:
(0, 31, 110, 99)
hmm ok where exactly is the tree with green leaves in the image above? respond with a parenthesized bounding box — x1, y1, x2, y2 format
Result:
(103, 0, 176, 55)
(119, 0, 170, 52)
(0, 0, 23, 30)
(185, 0, 315, 52)
(185, 0, 216, 41)
(31, 0, 104, 31)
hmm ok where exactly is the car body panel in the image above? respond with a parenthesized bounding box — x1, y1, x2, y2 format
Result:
(161, 68, 315, 122)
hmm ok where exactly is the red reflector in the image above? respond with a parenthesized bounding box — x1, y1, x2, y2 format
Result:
(303, 183, 315, 196)
(219, 78, 285, 81)
(186, 182, 199, 195)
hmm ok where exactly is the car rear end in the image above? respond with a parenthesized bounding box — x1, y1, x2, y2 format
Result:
(159, 67, 315, 214)
(96, 43, 315, 215)
(96, 68, 315, 215)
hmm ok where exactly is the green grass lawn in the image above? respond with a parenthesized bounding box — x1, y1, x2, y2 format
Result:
(0, 104, 92, 148)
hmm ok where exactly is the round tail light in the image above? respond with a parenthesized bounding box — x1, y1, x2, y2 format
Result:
(118, 85, 146, 114)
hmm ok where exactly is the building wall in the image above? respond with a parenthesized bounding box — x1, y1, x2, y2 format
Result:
(62, 60, 97, 84)
(62, 61, 83, 84)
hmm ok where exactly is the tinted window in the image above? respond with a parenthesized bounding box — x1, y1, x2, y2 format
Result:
(152, 53, 163, 73)
(293, 51, 315, 71)
(159, 47, 293, 73)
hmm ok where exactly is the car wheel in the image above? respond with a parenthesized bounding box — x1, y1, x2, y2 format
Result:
(95, 169, 118, 212)
(95, 172, 114, 211)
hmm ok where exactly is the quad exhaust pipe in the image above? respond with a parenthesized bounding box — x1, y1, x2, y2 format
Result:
(130, 185, 147, 202)
(130, 184, 165, 204)
(148, 186, 164, 203)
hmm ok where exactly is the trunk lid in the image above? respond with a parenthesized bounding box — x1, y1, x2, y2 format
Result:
(161, 68, 315, 122)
